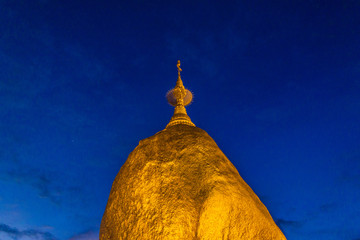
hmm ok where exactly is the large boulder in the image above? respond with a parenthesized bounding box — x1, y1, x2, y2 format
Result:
(100, 124, 286, 239)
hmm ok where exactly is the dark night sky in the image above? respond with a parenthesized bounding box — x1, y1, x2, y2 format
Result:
(1, 1, 360, 239)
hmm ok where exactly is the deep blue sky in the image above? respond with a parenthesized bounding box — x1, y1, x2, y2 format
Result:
(0, 1, 359, 239)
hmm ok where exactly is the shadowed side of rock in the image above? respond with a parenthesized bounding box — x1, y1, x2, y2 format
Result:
(100, 125, 286, 239)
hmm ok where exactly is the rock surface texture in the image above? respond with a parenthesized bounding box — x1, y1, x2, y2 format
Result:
(100, 125, 286, 239)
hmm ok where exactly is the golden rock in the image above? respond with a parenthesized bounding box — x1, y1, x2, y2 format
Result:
(100, 61, 286, 239)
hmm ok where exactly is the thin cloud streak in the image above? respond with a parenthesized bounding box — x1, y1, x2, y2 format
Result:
(0, 223, 57, 240)
(68, 229, 98, 240)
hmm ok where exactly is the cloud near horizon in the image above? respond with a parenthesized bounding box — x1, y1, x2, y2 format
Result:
(68, 229, 98, 240)
(0, 223, 56, 240)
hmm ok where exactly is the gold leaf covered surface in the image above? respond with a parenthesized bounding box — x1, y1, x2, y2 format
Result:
(100, 125, 286, 239)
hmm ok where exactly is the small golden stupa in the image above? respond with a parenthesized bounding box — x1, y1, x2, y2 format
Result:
(100, 61, 286, 239)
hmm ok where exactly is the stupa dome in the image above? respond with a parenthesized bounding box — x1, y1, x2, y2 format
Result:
(100, 61, 286, 239)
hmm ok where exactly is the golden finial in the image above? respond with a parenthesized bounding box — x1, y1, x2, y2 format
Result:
(177, 60, 182, 77)
(166, 60, 195, 128)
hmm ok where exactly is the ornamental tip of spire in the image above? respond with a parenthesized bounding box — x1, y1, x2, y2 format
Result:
(177, 60, 182, 75)
(175, 60, 184, 89)
(165, 60, 195, 128)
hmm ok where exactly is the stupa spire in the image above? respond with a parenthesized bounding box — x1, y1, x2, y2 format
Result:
(166, 60, 195, 128)
(100, 60, 287, 240)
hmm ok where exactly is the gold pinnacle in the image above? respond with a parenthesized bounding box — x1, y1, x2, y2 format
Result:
(177, 60, 182, 75)
(166, 60, 195, 128)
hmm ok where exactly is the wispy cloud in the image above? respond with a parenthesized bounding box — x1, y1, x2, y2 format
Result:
(0, 163, 82, 206)
(319, 202, 337, 213)
(2, 166, 61, 205)
(68, 229, 98, 240)
(338, 150, 360, 188)
(0, 223, 57, 240)
(275, 218, 303, 232)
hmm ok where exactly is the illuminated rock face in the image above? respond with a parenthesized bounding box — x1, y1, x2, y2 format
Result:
(100, 125, 286, 239)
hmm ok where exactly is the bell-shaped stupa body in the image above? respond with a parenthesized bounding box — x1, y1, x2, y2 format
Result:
(100, 61, 286, 239)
